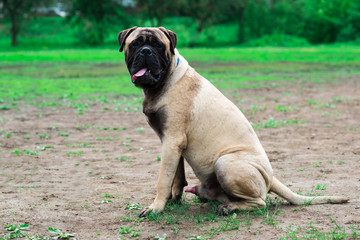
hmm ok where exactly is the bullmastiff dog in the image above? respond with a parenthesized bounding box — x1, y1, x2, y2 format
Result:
(118, 26, 349, 217)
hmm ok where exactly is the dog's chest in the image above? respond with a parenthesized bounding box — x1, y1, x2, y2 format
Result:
(144, 106, 167, 139)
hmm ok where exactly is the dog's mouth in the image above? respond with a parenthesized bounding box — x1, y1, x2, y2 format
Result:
(131, 67, 163, 84)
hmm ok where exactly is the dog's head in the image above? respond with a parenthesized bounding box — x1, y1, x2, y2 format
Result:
(118, 27, 177, 89)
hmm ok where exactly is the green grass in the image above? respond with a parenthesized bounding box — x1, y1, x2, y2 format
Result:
(1, 46, 360, 105)
(122, 195, 283, 239)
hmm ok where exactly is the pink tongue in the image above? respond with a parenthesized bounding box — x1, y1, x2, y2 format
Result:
(134, 68, 147, 77)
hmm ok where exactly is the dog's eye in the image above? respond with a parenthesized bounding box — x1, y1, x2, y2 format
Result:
(131, 40, 141, 48)
(153, 42, 163, 49)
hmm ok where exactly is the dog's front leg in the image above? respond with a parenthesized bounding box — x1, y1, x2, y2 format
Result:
(139, 139, 184, 217)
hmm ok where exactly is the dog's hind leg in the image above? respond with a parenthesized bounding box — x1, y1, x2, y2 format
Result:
(170, 156, 188, 201)
(214, 152, 273, 214)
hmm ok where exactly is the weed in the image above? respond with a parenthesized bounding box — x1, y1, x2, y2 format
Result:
(275, 104, 298, 112)
(136, 127, 144, 132)
(125, 203, 142, 210)
(38, 133, 49, 138)
(48, 227, 75, 239)
(315, 184, 326, 190)
(252, 117, 299, 129)
(251, 104, 267, 114)
(10, 149, 23, 156)
(23, 149, 39, 156)
(66, 151, 84, 156)
(1, 224, 29, 239)
(312, 162, 322, 167)
(280, 217, 356, 239)
(337, 160, 345, 165)
(2, 132, 12, 138)
(117, 226, 143, 238)
(58, 132, 70, 137)
(37, 145, 54, 151)
(118, 156, 134, 162)
(154, 234, 167, 240)
(102, 193, 114, 198)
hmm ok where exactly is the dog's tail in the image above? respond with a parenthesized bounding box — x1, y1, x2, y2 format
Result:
(270, 177, 349, 205)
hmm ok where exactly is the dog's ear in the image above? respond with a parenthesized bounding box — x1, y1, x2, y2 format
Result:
(118, 26, 138, 52)
(158, 27, 177, 54)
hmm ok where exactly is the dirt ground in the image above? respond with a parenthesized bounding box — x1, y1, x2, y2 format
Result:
(1, 79, 359, 239)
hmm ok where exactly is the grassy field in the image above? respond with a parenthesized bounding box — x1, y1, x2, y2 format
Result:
(1, 45, 360, 104)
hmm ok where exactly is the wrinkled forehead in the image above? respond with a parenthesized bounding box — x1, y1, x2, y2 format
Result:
(126, 28, 169, 45)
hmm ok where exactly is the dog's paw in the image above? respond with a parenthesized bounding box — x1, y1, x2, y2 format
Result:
(139, 207, 152, 218)
(170, 189, 184, 202)
(215, 203, 233, 216)
(138, 202, 165, 218)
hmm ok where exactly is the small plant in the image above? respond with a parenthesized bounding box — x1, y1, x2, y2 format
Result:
(38, 133, 49, 139)
(275, 104, 298, 112)
(37, 145, 54, 151)
(312, 162, 322, 167)
(252, 117, 299, 129)
(48, 227, 75, 239)
(58, 132, 70, 137)
(119, 156, 134, 162)
(125, 203, 142, 210)
(136, 127, 144, 132)
(66, 151, 84, 156)
(2, 132, 12, 138)
(2, 224, 29, 239)
(315, 184, 326, 190)
(117, 226, 143, 238)
(251, 104, 267, 114)
(154, 234, 167, 240)
(11, 149, 23, 156)
(23, 149, 39, 156)
(102, 193, 114, 198)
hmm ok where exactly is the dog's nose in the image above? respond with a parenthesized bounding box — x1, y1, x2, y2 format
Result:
(140, 47, 152, 56)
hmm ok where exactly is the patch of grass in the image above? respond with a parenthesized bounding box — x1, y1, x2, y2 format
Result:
(58, 132, 70, 137)
(124, 196, 283, 238)
(252, 117, 299, 129)
(315, 184, 326, 190)
(279, 217, 359, 240)
(1, 46, 360, 105)
(66, 150, 84, 156)
(275, 104, 299, 112)
(0, 224, 76, 240)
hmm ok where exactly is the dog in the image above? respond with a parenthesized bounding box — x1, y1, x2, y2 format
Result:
(118, 26, 349, 217)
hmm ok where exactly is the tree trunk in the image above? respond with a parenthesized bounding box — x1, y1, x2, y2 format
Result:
(237, 6, 245, 43)
(10, 16, 18, 46)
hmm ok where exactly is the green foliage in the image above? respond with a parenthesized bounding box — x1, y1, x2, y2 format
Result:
(65, 0, 134, 45)
(1, 0, 360, 47)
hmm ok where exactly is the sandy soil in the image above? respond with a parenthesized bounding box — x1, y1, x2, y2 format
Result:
(1, 79, 359, 239)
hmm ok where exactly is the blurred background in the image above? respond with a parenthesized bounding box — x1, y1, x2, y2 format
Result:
(1, 0, 360, 48)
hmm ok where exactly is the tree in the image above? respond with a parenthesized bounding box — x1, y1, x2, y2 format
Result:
(64, 0, 134, 45)
(1, 0, 32, 46)
(1, 0, 58, 46)
(179, 0, 245, 33)
(136, 0, 176, 26)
